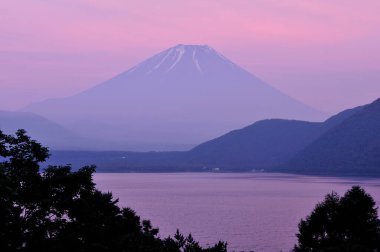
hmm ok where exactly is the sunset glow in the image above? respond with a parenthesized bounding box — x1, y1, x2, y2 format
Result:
(1, 0, 380, 112)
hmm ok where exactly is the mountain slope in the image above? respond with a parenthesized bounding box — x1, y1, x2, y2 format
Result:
(185, 105, 362, 169)
(0, 111, 81, 150)
(187, 120, 321, 169)
(285, 98, 380, 175)
(24, 44, 325, 151)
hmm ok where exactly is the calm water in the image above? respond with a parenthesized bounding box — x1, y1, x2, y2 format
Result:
(94, 173, 380, 252)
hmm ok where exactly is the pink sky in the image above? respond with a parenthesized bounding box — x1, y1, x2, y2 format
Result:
(1, 0, 380, 113)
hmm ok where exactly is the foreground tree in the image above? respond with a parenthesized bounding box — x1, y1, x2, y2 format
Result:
(294, 186, 380, 252)
(0, 130, 227, 252)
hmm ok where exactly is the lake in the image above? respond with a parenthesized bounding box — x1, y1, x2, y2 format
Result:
(94, 173, 380, 252)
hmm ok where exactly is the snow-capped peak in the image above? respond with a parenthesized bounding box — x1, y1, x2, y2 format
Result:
(128, 44, 236, 76)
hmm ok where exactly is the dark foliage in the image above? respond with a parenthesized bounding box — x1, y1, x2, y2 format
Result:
(294, 186, 380, 252)
(0, 129, 227, 252)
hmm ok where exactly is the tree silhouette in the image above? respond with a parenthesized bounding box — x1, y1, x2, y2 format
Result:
(294, 186, 380, 252)
(0, 130, 227, 252)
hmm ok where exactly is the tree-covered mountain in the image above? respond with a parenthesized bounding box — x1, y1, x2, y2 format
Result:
(185, 119, 321, 169)
(284, 98, 380, 175)
(182, 105, 363, 170)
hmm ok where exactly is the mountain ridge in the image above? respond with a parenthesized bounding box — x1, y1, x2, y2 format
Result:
(283, 98, 380, 174)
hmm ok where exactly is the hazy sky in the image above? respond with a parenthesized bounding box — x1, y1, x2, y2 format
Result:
(1, 0, 379, 114)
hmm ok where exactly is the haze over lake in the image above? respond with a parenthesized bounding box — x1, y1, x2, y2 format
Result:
(94, 173, 380, 252)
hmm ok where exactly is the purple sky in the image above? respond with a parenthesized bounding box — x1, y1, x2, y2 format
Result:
(1, 0, 380, 114)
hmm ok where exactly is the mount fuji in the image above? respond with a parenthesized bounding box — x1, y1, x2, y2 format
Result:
(24, 44, 326, 150)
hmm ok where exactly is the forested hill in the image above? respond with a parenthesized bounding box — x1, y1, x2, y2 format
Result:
(284, 98, 380, 175)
